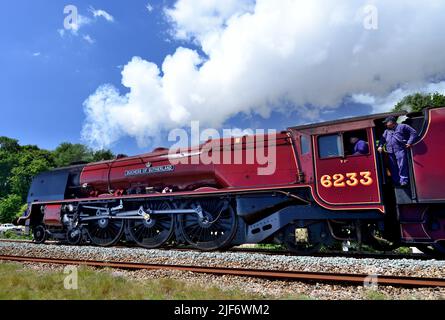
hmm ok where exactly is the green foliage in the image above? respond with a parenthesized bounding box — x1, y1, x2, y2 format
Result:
(17, 203, 28, 216)
(431, 92, 445, 107)
(91, 149, 115, 162)
(393, 246, 412, 254)
(1, 139, 52, 202)
(0, 230, 31, 240)
(393, 92, 445, 112)
(53, 142, 114, 167)
(0, 194, 22, 223)
(0, 149, 16, 198)
(254, 243, 286, 251)
(53, 143, 91, 167)
(9, 149, 54, 201)
(0, 137, 20, 152)
(0, 137, 114, 222)
(365, 290, 387, 300)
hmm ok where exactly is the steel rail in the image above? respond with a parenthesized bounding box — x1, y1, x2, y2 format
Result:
(0, 254, 444, 288)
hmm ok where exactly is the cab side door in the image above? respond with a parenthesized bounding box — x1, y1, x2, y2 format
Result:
(313, 128, 382, 206)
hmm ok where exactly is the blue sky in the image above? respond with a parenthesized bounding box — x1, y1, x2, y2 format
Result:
(0, 0, 178, 154)
(1, 1, 444, 156)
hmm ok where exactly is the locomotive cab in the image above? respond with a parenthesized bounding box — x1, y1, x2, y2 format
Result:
(290, 114, 391, 213)
(287, 110, 429, 251)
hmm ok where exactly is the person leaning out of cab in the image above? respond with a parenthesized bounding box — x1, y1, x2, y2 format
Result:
(377, 116, 419, 187)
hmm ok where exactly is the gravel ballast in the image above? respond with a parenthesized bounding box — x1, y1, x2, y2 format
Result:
(1, 242, 444, 278)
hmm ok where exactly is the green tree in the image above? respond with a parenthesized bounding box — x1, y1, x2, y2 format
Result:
(52, 143, 91, 167)
(0, 150, 17, 198)
(0, 136, 20, 153)
(0, 137, 22, 198)
(0, 194, 22, 223)
(9, 148, 54, 201)
(431, 92, 445, 107)
(52, 143, 114, 167)
(92, 149, 115, 162)
(0, 137, 115, 222)
(393, 92, 445, 112)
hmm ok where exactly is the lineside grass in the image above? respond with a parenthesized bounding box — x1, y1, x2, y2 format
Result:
(0, 262, 310, 300)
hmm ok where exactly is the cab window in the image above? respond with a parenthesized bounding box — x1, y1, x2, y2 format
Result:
(318, 134, 343, 158)
(343, 129, 369, 156)
(300, 135, 310, 155)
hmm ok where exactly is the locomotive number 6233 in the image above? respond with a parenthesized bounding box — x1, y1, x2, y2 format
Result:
(320, 171, 373, 188)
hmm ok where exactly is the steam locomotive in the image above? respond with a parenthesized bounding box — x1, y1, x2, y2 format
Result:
(17, 107, 445, 256)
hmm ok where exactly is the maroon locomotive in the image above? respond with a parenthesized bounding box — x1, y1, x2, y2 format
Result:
(17, 107, 445, 256)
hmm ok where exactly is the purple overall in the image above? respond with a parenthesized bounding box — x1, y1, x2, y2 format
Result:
(353, 140, 369, 155)
(379, 123, 418, 185)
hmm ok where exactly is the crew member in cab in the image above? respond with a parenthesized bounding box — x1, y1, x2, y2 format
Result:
(350, 136, 369, 155)
(377, 116, 419, 187)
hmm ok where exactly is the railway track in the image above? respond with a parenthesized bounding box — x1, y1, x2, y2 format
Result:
(0, 254, 444, 288)
(0, 238, 431, 260)
(229, 247, 430, 260)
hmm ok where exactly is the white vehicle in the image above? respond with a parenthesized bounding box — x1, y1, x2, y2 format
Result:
(0, 223, 21, 234)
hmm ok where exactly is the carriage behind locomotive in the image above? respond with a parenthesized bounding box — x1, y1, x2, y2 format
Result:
(17, 107, 445, 256)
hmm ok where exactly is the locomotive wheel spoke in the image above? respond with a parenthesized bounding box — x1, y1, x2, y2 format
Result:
(66, 227, 82, 245)
(179, 198, 237, 251)
(86, 218, 124, 247)
(126, 201, 175, 249)
(33, 225, 47, 244)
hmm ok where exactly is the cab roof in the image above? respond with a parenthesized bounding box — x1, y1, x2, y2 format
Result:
(288, 110, 407, 135)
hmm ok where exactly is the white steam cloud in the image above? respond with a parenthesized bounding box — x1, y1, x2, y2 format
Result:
(82, 0, 445, 149)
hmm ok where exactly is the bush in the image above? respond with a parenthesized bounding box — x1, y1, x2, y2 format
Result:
(393, 246, 412, 254)
(0, 229, 31, 240)
(0, 194, 23, 223)
(16, 203, 28, 217)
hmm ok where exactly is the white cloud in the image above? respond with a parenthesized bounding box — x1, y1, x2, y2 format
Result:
(353, 82, 445, 114)
(164, 0, 254, 41)
(82, 0, 445, 149)
(32, 52, 41, 57)
(83, 34, 96, 44)
(89, 7, 115, 22)
(146, 3, 154, 13)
